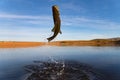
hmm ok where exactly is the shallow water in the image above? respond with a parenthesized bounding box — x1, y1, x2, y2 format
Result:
(0, 46, 120, 80)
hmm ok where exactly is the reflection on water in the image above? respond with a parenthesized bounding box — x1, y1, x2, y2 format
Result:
(0, 46, 120, 80)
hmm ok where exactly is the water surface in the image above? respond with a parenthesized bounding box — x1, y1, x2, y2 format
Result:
(0, 46, 120, 80)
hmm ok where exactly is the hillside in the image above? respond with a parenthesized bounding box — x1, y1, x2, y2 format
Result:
(48, 38, 120, 46)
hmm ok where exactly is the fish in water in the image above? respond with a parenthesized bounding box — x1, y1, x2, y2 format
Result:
(47, 5, 62, 42)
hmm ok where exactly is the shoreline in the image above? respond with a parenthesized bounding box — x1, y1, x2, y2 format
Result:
(0, 41, 45, 48)
(0, 39, 120, 48)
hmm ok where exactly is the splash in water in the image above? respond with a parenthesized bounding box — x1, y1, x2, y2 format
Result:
(24, 58, 105, 80)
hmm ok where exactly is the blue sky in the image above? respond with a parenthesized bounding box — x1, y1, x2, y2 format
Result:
(0, 0, 120, 41)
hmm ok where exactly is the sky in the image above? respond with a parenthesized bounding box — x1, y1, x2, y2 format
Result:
(0, 0, 120, 42)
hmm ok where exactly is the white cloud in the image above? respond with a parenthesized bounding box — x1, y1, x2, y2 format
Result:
(0, 28, 50, 41)
(1, 13, 120, 31)
(0, 13, 51, 20)
(0, 13, 120, 41)
(49, 0, 56, 1)
(89, 34, 107, 39)
(0, 13, 53, 26)
(61, 2, 83, 11)
(62, 16, 120, 30)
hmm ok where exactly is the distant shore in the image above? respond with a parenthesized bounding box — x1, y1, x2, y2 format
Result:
(0, 41, 45, 48)
(0, 38, 120, 48)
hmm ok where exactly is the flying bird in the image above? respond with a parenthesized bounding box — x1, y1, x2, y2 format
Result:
(47, 5, 62, 42)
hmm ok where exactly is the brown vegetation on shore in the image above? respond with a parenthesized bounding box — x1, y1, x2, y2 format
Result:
(0, 41, 45, 48)
(48, 39, 120, 46)
(0, 38, 120, 48)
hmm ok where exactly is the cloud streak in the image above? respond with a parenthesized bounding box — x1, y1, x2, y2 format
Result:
(62, 16, 120, 30)
(0, 13, 51, 20)
(1, 13, 120, 30)
(0, 13, 120, 41)
(61, 2, 83, 11)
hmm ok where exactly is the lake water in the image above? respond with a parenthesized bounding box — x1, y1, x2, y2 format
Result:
(0, 46, 120, 80)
